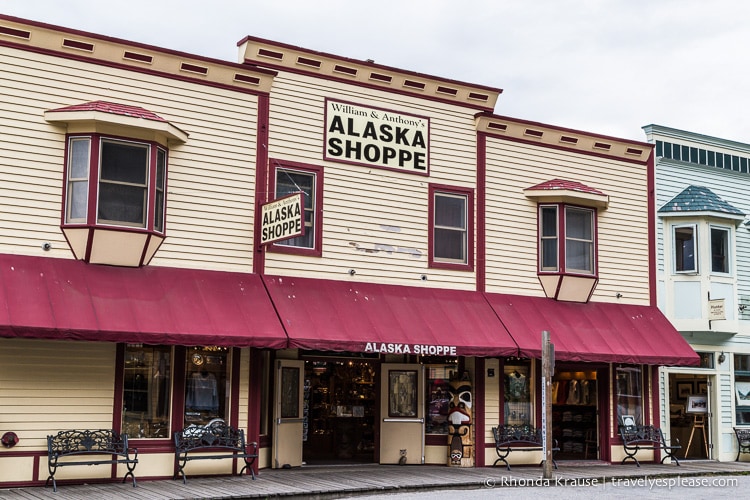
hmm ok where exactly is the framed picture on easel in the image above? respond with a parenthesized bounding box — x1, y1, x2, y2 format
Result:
(686, 395, 708, 414)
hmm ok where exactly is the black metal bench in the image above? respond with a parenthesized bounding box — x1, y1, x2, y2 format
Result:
(46, 429, 138, 492)
(734, 427, 750, 461)
(618, 424, 680, 467)
(174, 419, 258, 484)
(491, 424, 558, 470)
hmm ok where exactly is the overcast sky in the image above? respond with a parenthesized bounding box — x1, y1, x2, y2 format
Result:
(4, 0, 750, 144)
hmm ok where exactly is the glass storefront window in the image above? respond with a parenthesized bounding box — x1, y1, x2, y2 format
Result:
(615, 365, 643, 426)
(184, 346, 230, 426)
(426, 365, 456, 434)
(504, 360, 531, 425)
(735, 354, 750, 425)
(122, 344, 172, 438)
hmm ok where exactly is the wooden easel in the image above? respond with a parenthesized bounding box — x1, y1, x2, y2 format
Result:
(684, 413, 709, 458)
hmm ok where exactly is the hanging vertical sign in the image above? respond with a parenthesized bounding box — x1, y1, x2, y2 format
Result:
(260, 192, 304, 245)
(324, 98, 430, 175)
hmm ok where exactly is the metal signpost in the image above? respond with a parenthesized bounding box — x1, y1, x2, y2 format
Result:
(542, 330, 555, 479)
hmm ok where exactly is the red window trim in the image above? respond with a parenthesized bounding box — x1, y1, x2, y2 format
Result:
(61, 132, 169, 236)
(268, 159, 324, 257)
(537, 202, 598, 278)
(428, 183, 474, 271)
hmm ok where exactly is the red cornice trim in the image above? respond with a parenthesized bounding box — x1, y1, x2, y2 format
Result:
(647, 149, 657, 306)
(485, 132, 650, 166)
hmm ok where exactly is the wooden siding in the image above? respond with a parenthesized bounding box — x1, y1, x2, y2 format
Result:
(0, 45, 259, 272)
(263, 73, 478, 289)
(0, 339, 116, 450)
(484, 138, 651, 303)
(655, 160, 750, 304)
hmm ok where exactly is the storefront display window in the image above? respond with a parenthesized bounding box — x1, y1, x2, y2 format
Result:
(615, 365, 643, 426)
(504, 360, 531, 425)
(389, 370, 417, 417)
(184, 346, 229, 427)
(122, 344, 171, 438)
(735, 354, 750, 425)
(426, 365, 456, 434)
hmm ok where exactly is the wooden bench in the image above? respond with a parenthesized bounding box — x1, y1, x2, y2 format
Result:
(618, 424, 680, 467)
(491, 424, 558, 470)
(734, 427, 750, 461)
(174, 419, 258, 484)
(46, 429, 138, 492)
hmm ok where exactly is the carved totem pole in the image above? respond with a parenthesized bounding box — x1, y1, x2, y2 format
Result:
(447, 371, 473, 467)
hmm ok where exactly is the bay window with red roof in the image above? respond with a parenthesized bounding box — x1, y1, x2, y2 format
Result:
(524, 179, 609, 302)
(45, 101, 188, 267)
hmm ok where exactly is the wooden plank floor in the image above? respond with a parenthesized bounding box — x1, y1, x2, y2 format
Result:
(1, 461, 750, 499)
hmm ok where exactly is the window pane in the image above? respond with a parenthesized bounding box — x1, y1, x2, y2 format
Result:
(388, 370, 417, 417)
(155, 190, 165, 233)
(70, 138, 90, 179)
(541, 239, 558, 270)
(540, 206, 558, 271)
(185, 347, 230, 426)
(275, 169, 315, 249)
(541, 207, 557, 237)
(505, 361, 531, 426)
(122, 344, 171, 439)
(711, 227, 729, 273)
(616, 366, 642, 427)
(100, 141, 148, 185)
(156, 149, 166, 189)
(98, 183, 146, 225)
(565, 208, 592, 240)
(426, 365, 454, 435)
(435, 195, 466, 229)
(434, 228, 466, 261)
(566, 240, 592, 272)
(674, 226, 696, 272)
(68, 181, 88, 220)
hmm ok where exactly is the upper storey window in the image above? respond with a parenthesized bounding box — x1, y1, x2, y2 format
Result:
(429, 184, 474, 271)
(659, 185, 744, 277)
(270, 160, 323, 257)
(46, 101, 187, 267)
(524, 179, 608, 303)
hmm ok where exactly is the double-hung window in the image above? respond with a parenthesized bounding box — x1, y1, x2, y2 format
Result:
(710, 226, 730, 274)
(270, 161, 323, 256)
(539, 204, 596, 275)
(673, 224, 697, 273)
(429, 184, 473, 270)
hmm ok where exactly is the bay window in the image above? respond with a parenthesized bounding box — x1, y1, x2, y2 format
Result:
(674, 225, 697, 273)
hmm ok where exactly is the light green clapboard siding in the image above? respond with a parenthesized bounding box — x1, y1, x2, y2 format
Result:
(0, 339, 116, 450)
(264, 73, 478, 288)
(485, 138, 651, 303)
(0, 45, 259, 272)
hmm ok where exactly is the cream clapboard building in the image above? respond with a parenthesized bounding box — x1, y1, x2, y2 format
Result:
(0, 15, 699, 489)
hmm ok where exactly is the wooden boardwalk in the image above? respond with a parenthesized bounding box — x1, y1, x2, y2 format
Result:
(1, 461, 749, 499)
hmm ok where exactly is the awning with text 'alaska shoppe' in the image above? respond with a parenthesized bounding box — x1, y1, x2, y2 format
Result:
(262, 275, 519, 357)
(0, 254, 287, 348)
(484, 293, 699, 366)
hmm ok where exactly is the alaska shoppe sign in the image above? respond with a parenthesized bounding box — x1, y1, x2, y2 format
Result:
(324, 98, 430, 175)
(260, 192, 304, 245)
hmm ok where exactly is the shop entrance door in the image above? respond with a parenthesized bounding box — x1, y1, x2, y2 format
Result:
(551, 368, 599, 460)
(379, 363, 425, 464)
(272, 359, 304, 468)
(668, 373, 711, 459)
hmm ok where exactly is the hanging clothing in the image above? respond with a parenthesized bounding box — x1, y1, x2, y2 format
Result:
(187, 372, 219, 410)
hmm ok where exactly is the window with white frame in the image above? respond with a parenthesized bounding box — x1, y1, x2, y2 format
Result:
(710, 226, 730, 274)
(429, 185, 473, 269)
(673, 225, 697, 273)
(539, 204, 595, 275)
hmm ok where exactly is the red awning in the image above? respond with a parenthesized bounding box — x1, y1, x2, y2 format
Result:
(262, 275, 519, 357)
(0, 254, 288, 348)
(484, 293, 699, 366)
